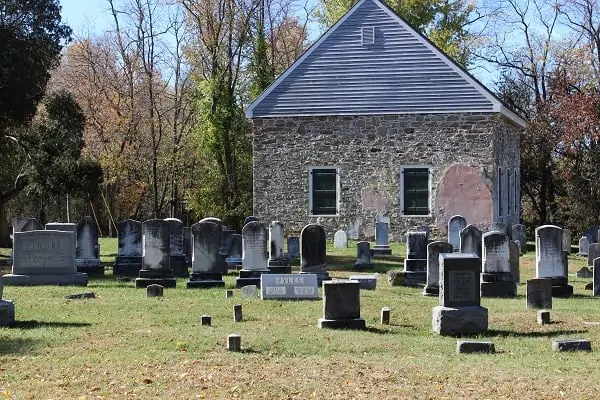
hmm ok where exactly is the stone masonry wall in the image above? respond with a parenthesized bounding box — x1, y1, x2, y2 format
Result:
(252, 113, 520, 241)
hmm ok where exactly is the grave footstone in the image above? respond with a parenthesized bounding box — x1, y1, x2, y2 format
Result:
(448, 215, 467, 252)
(456, 341, 495, 354)
(113, 219, 143, 277)
(372, 222, 392, 255)
(236, 221, 270, 288)
(268, 221, 291, 273)
(535, 225, 572, 297)
(318, 280, 366, 329)
(511, 224, 526, 255)
(260, 274, 319, 300)
(588, 243, 600, 267)
(225, 234, 243, 270)
(537, 310, 550, 325)
(526, 278, 552, 309)
(432, 253, 488, 335)
(348, 274, 377, 290)
(509, 240, 520, 284)
(401, 231, 427, 286)
(299, 224, 330, 284)
(480, 232, 516, 298)
(146, 284, 163, 297)
(287, 236, 300, 259)
(333, 229, 348, 249)
(552, 339, 591, 352)
(423, 241, 453, 296)
(459, 225, 482, 259)
(75, 217, 103, 277)
(354, 241, 373, 270)
(227, 334, 242, 351)
(3, 230, 88, 286)
(135, 219, 176, 288)
(187, 220, 226, 288)
(165, 218, 188, 277)
(579, 236, 589, 256)
(562, 229, 572, 254)
(594, 258, 600, 297)
(0, 277, 15, 326)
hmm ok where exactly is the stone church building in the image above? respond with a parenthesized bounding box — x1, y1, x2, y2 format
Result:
(246, 0, 525, 239)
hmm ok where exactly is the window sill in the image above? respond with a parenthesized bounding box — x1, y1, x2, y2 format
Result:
(309, 214, 340, 218)
(400, 214, 432, 218)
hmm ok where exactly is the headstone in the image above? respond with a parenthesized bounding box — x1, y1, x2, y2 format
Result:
(220, 229, 235, 266)
(480, 232, 516, 298)
(225, 234, 243, 270)
(511, 224, 526, 255)
(372, 222, 392, 255)
(187, 220, 226, 288)
(489, 221, 507, 234)
(447, 215, 467, 252)
(401, 231, 427, 286)
(146, 284, 163, 297)
(333, 230, 348, 249)
(135, 219, 176, 288)
(354, 241, 373, 269)
(0, 277, 15, 326)
(244, 216, 259, 225)
(588, 243, 600, 267)
(227, 334, 242, 351)
(562, 229, 572, 254)
(583, 226, 600, 245)
(459, 224, 482, 258)
(509, 240, 520, 284)
(12, 217, 32, 235)
(348, 274, 377, 290)
(3, 231, 88, 286)
(287, 236, 300, 259)
(526, 278, 552, 309)
(21, 218, 43, 232)
(45, 222, 76, 234)
(432, 253, 488, 335)
(299, 224, 330, 283)
(113, 219, 143, 276)
(233, 304, 243, 322)
(552, 339, 591, 352)
(535, 225, 572, 297)
(594, 258, 600, 297)
(423, 241, 453, 296)
(318, 280, 366, 330)
(579, 236, 589, 256)
(576, 267, 593, 278)
(260, 274, 319, 300)
(236, 221, 270, 288)
(75, 217, 102, 277)
(183, 227, 192, 268)
(241, 285, 258, 298)
(165, 218, 187, 277)
(268, 221, 290, 273)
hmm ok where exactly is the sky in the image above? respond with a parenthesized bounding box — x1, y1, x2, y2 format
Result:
(59, 0, 114, 38)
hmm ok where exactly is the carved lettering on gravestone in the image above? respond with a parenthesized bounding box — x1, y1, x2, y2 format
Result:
(448, 271, 475, 303)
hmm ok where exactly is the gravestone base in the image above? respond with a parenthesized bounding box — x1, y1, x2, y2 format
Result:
(480, 281, 517, 297)
(300, 270, 330, 285)
(225, 257, 243, 271)
(135, 269, 176, 288)
(371, 246, 392, 256)
(0, 300, 15, 326)
(268, 265, 292, 274)
(76, 259, 104, 277)
(552, 284, 574, 297)
(354, 261, 374, 270)
(404, 258, 427, 271)
(169, 255, 189, 278)
(113, 256, 143, 277)
(318, 317, 366, 330)
(186, 272, 225, 289)
(422, 284, 439, 296)
(432, 305, 488, 335)
(395, 270, 426, 286)
(2, 273, 88, 286)
(236, 269, 269, 288)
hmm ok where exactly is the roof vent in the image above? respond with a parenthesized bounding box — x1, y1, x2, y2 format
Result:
(361, 26, 375, 45)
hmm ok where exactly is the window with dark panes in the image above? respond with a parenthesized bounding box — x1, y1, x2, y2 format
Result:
(311, 168, 338, 215)
(402, 167, 429, 216)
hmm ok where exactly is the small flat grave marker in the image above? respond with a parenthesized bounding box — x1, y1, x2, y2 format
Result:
(552, 339, 591, 352)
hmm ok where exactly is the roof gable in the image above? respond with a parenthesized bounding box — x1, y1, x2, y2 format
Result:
(247, 0, 525, 127)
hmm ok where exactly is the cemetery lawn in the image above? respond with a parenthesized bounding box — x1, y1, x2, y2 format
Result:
(1, 239, 599, 399)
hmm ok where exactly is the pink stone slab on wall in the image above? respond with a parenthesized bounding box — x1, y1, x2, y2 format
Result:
(435, 164, 493, 232)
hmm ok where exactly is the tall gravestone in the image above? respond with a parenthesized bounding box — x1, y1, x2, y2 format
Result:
(588, 243, 600, 267)
(401, 231, 427, 286)
(236, 221, 270, 287)
(333, 230, 348, 249)
(318, 280, 365, 330)
(459, 225, 482, 259)
(300, 224, 330, 283)
(509, 240, 520, 284)
(562, 229, 572, 254)
(593, 258, 600, 297)
(579, 236, 589, 256)
(489, 222, 507, 234)
(135, 219, 176, 288)
(4, 231, 88, 286)
(0, 277, 15, 326)
(423, 241, 453, 296)
(220, 229, 235, 268)
(448, 215, 467, 252)
(183, 227, 192, 269)
(165, 218, 187, 277)
(372, 222, 392, 255)
(354, 241, 373, 270)
(225, 234, 243, 270)
(113, 219, 143, 276)
(480, 232, 516, 297)
(432, 253, 488, 335)
(511, 224, 526, 255)
(287, 237, 300, 259)
(187, 220, 225, 288)
(535, 225, 572, 297)
(75, 217, 103, 277)
(268, 221, 291, 273)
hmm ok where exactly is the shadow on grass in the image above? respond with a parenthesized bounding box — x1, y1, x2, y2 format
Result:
(327, 254, 405, 273)
(452, 328, 588, 339)
(12, 320, 92, 329)
(0, 337, 39, 355)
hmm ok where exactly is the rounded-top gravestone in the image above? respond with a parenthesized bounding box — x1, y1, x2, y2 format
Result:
(300, 224, 329, 282)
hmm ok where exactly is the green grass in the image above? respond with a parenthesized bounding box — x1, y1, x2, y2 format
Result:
(0, 239, 598, 399)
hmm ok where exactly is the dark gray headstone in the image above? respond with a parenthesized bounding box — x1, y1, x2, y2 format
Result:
(439, 253, 481, 308)
(594, 258, 600, 297)
(583, 226, 600, 245)
(187, 221, 226, 288)
(588, 243, 600, 267)
(300, 224, 327, 275)
(117, 219, 142, 257)
(318, 280, 365, 329)
(287, 236, 300, 259)
(509, 240, 520, 284)
(423, 241, 453, 296)
(526, 278, 552, 309)
(21, 218, 43, 232)
(355, 241, 373, 269)
(511, 224, 526, 254)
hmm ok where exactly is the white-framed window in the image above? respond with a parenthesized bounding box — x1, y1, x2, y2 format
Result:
(400, 165, 431, 216)
(308, 166, 340, 216)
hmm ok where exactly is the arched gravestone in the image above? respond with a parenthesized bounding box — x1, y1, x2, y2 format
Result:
(480, 231, 516, 298)
(75, 216, 103, 277)
(236, 221, 270, 288)
(113, 219, 143, 277)
(187, 220, 225, 288)
(300, 224, 330, 283)
(459, 224, 482, 259)
(511, 224, 526, 255)
(244, 216, 259, 225)
(535, 225, 572, 297)
(268, 221, 290, 273)
(165, 218, 187, 277)
(448, 215, 467, 252)
(135, 219, 176, 288)
(225, 234, 243, 270)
